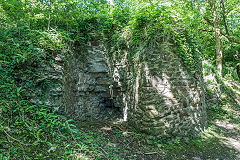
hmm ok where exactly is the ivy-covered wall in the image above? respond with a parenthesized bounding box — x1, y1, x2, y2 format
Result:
(30, 42, 122, 121)
(107, 41, 207, 138)
(28, 34, 207, 138)
(24, 8, 207, 138)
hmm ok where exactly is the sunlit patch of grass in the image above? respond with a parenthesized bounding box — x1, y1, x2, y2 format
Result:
(72, 117, 240, 160)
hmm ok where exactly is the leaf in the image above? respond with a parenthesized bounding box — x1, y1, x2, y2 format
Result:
(1, 106, 7, 113)
(37, 129, 43, 139)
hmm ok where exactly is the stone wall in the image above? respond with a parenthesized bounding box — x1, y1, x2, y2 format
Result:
(30, 44, 122, 121)
(134, 51, 206, 138)
(30, 54, 64, 111)
(30, 40, 207, 138)
(108, 42, 207, 138)
(62, 43, 122, 121)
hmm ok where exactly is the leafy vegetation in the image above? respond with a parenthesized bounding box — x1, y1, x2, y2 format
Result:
(0, 0, 239, 159)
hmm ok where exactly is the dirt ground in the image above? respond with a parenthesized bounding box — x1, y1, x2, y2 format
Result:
(76, 105, 240, 160)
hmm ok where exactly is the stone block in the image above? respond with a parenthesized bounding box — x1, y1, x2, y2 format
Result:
(95, 86, 108, 92)
(88, 63, 108, 73)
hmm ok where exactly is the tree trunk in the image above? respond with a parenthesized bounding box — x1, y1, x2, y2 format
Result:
(209, 0, 223, 76)
(48, 1, 52, 30)
(237, 64, 240, 79)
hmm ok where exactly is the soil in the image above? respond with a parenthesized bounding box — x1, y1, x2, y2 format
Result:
(76, 117, 240, 160)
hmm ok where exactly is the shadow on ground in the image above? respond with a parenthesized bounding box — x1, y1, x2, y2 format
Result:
(74, 115, 239, 159)
(72, 90, 240, 160)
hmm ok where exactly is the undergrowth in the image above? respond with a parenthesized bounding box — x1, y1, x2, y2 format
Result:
(0, 22, 85, 159)
(0, 2, 239, 159)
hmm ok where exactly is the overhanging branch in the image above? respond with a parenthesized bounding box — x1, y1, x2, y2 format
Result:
(203, 16, 240, 44)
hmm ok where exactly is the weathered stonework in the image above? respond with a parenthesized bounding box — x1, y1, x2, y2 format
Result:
(107, 42, 207, 138)
(131, 51, 206, 138)
(29, 40, 207, 138)
(30, 54, 64, 111)
(62, 43, 121, 121)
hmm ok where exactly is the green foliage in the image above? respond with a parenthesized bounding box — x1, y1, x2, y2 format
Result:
(0, 0, 239, 158)
(173, 29, 203, 75)
(173, 0, 240, 79)
(106, 3, 203, 76)
(0, 10, 81, 159)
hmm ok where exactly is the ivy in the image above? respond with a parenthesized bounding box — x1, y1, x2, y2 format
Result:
(0, 19, 81, 159)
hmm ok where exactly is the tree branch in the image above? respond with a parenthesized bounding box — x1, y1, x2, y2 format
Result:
(199, 29, 214, 32)
(194, 0, 240, 45)
(203, 16, 240, 44)
(220, 0, 230, 36)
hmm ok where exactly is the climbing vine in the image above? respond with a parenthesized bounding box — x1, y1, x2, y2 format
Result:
(0, 20, 83, 159)
(2, 0, 238, 159)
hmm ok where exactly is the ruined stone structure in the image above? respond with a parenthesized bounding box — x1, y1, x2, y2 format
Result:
(63, 43, 121, 120)
(31, 40, 207, 138)
(110, 45, 207, 137)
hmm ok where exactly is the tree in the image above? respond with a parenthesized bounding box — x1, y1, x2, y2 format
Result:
(208, 0, 223, 76)
(173, 0, 240, 79)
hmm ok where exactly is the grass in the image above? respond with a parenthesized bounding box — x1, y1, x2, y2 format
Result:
(67, 98, 240, 160)
(1, 96, 239, 160)
(70, 97, 235, 159)
(1, 77, 239, 160)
